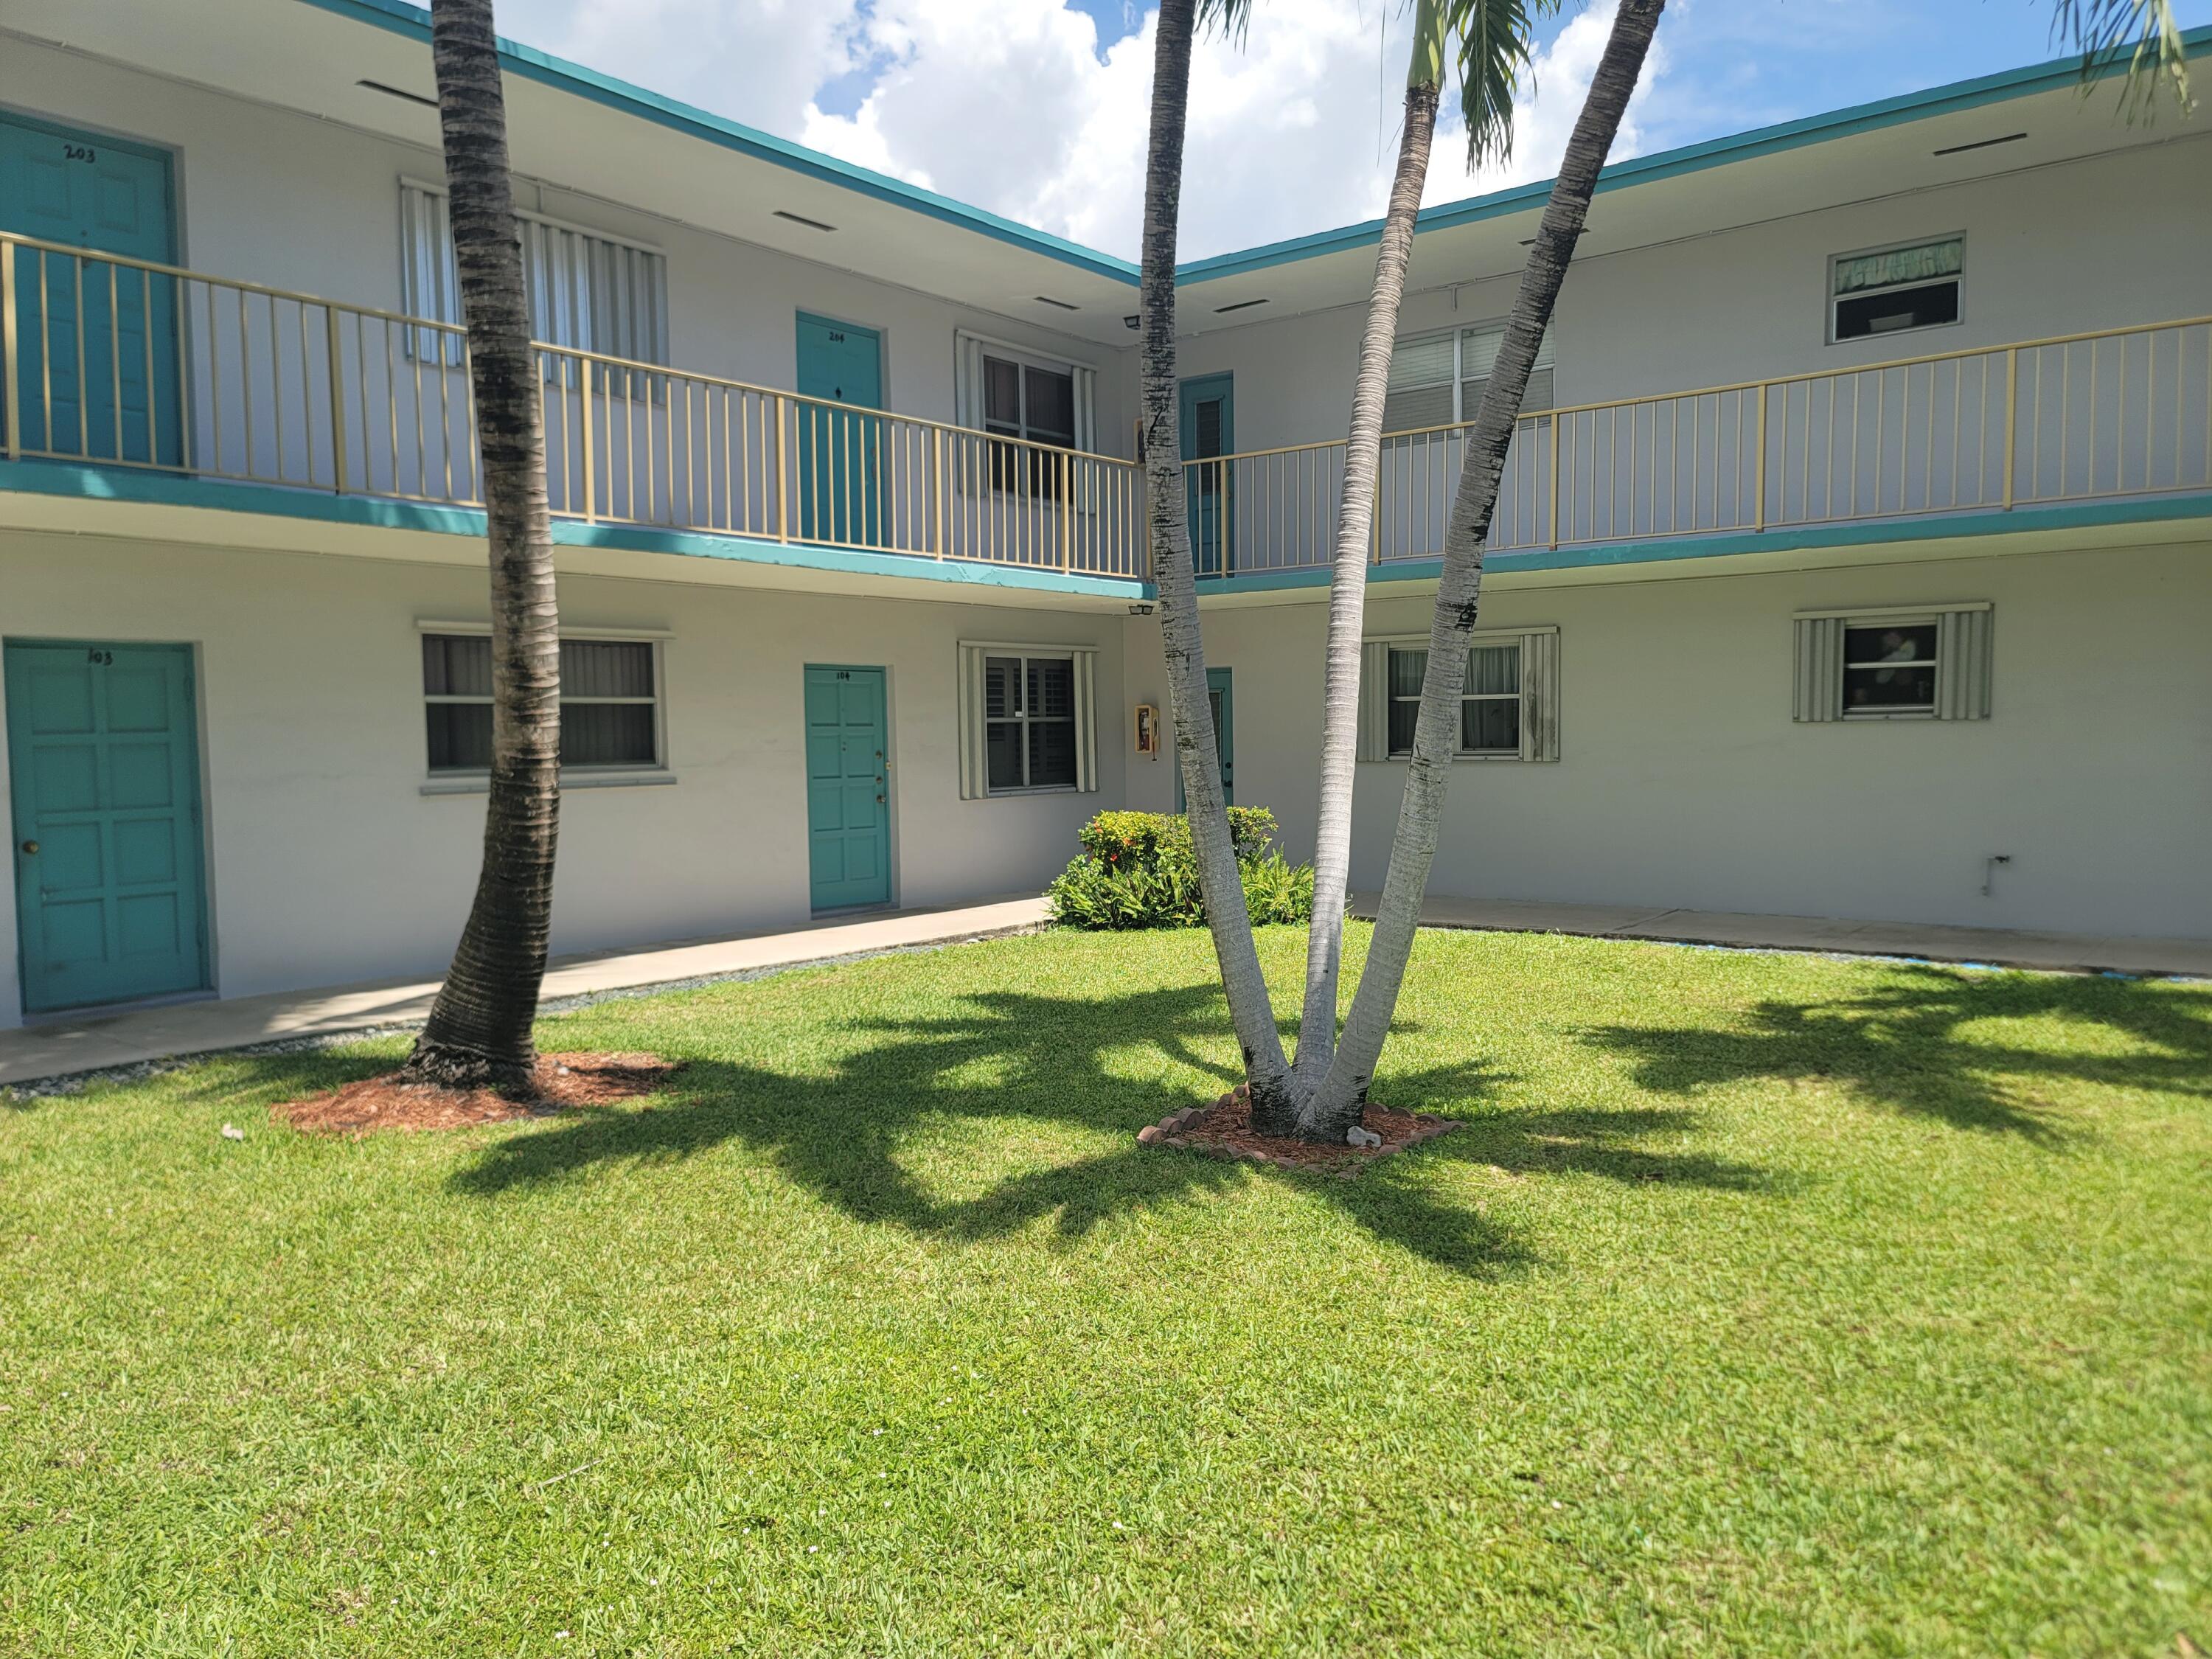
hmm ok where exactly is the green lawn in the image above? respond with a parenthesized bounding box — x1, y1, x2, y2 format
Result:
(2, 925, 2208, 1657)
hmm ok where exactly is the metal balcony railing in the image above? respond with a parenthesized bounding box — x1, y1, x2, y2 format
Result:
(0, 231, 1147, 580)
(3, 231, 2205, 586)
(1178, 313, 2212, 575)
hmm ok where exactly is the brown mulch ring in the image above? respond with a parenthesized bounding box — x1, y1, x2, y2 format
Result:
(1138, 1081, 1459, 1178)
(276, 1052, 682, 1138)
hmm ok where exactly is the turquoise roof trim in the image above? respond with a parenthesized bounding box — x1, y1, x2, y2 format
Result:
(0, 461, 1152, 600)
(1203, 493, 2212, 592)
(1180, 24, 2212, 284)
(293, 0, 1139, 283)
(294, 0, 2206, 291)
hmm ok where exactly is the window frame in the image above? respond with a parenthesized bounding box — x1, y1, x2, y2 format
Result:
(981, 648, 1082, 795)
(1385, 638, 1525, 759)
(1385, 319, 1557, 435)
(1362, 626, 1558, 764)
(1838, 615, 1941, 720)
(1791, 601, 1993, 724)
(955, 330, 1099, 498)
(400, 177, 672, 366)
(1826, 233, 1964, 347)
(416, 622, 673, 791)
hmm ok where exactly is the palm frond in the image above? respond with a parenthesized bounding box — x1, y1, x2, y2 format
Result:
(1196, 0, 1254, 46)
(1448, 0, 1566, 168)
(2051, 0, 2194, 118)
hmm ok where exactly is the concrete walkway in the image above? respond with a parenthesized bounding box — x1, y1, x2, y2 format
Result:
(1352, 894, 2212, 979)
(0, 895, 1049, 1087)
(7, 889, 2205, 1089)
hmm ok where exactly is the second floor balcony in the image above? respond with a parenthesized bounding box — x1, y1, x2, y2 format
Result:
(3, 229, 2207, 589)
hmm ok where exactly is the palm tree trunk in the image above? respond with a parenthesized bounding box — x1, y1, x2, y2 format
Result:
(1292, 70, 1441, 1091)
(1140, 0, 1296, 1122)
(401, 0, 563, 1094)
(1301, 0, 1666, 1138)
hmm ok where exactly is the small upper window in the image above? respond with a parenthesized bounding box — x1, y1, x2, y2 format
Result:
(1383, 323, 1555, 434)
(1791, 604, 1992, 723)
(1831, 237, 1961, 343)
(984, 355, 1078, 495)
(423, 633, 661, 773)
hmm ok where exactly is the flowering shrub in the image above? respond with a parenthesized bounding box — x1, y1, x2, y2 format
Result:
(1048, 807, 1315, 930)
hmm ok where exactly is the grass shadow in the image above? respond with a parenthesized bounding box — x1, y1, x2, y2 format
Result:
(439, 978, 1765, 1278)
(1583, 963, 2212, 1140)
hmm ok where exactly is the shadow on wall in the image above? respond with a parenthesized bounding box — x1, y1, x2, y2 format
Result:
(1582, 963, 2212, 1141)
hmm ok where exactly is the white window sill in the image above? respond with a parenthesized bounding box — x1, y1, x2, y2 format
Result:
(981, 785, 1084, 798)
(1840, 710, 1937, 723)
(1375, 752, 1533, 763)
(421, 770, 678, 796)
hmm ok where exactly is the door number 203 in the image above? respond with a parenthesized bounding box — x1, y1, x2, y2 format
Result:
(62, 143, 99, 164)
(86, 648, 114, 666)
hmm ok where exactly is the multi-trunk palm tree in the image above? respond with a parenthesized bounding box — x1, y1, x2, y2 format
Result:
(1155, 0, 2192, 1142)
(399, 0, 563, 1093)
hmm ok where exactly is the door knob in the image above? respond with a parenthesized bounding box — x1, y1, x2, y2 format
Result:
(19, 841, 37, 855)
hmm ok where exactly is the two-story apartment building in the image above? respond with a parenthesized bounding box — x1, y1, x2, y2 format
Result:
(1, 0, 2206, 1026)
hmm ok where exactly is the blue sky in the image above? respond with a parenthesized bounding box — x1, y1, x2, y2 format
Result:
(498, 0, 2208, 260)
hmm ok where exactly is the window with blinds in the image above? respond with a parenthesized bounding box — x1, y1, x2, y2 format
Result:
(1382, 322, 1556, 434)
(400, 180, 669, 366)
(956, 642, 1099, 798)
(422, 633, 663, 773)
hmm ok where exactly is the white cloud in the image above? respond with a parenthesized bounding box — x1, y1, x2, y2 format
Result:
(494, 0, 1669, 262)
(491, 0, 861, 139)
(801, 0, 1667, 260)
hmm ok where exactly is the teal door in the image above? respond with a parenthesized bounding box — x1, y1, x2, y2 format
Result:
(804, 665, 891, 911)
(794, 313, 883, 548)
(1175, 667, 1235, 810)
(0, 114, 183, 467)
(7, 641, 209, 1015)
(1180, 374, 1234, 576)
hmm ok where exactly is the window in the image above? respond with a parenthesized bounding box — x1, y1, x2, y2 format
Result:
(956, 333, 1098, 493)
(985, 655, 1077, 789)
(1382, 321, 1555, 434)
(1831, 236, 1961, 343)
(1357, 629, 1560, 762)
(422, 633, 662, 773)
(400, 180, 669, 364)
(956, 641, 1100, 798)
(984, 353, 1077, 495)
(1792, 604, 1992, 722)
(1386, 642, 1521, 755)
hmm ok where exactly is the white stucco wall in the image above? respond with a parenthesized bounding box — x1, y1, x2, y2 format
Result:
(1169, 134, 2212, 457)
(0, 534, 1127, 1026)
(0, 38, 1137, 455)
(1122, 539, 2212, 941)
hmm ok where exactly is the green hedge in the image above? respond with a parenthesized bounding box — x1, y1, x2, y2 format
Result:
(1047, 807, 1315, 931)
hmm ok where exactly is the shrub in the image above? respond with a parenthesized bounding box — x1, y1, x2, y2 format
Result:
(1048, 806, 1315, 930)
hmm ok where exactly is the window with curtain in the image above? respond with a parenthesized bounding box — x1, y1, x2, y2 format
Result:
(1358, 628, 1559, 762)
(1382, 321, 1555, 433)
(1385, 642, 1523, 756)
(1830, 236, 1961, 342)
(422, 633, 661, 773)
(400, 181, 669, 366)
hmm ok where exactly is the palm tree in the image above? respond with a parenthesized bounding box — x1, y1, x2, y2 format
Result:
(1293, 0, 1560, 1101)
(1284, 0, 2193, 1138)
(1139, 0, 1304, 1125)
(399, 0, 563, 1093)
